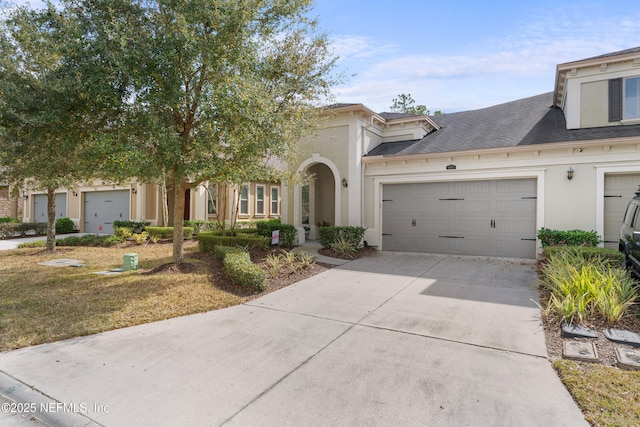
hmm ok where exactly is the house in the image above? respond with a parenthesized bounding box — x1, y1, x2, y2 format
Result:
(0, 183, 22, 219)
(20, 48, 640, 257)
(282, 47, 640, 258)
(22, 180, 281, 235)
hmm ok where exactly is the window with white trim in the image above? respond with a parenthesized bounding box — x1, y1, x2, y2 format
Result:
(255, 185, 265, 215)
(609, 76, 640, 121)
(207, 185, 217, 215)
(270, 186, 280, 215)
(301, 185, 309, 225)
(239, 184, 249, 215)
(625, 77, 640, 120)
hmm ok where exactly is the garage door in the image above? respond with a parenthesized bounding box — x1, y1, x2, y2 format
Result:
(604, 174, 640, 249)
(33, 193, 67, 222)
(84, 190, 130, 234)
(382, 179, 537, 258)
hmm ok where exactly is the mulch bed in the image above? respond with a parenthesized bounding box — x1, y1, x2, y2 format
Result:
(317, 246, 377, 260)
(538, 275, 640, 368)
(142, 245, 378, 302)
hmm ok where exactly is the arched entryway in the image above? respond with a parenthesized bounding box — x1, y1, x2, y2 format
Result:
(295, 156, 342, 240)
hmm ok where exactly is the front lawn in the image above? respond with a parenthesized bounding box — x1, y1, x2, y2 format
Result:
(0, 242, 327, 351)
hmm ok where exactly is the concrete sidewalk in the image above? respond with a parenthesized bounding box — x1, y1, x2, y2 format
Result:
(0, 233, 90, 251)
(0, 252, 587, 426)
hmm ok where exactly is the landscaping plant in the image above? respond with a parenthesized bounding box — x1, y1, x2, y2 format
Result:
(539, 248, 637, 324)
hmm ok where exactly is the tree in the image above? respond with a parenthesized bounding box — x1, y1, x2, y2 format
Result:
(0, 5, 107, 251)
(389, 93, 441, 116)
(59, 0, 337, 264)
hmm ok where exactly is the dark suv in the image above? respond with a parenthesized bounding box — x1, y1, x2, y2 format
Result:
(620, 186, 640, 277)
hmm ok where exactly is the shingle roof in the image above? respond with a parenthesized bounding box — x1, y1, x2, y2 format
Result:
(378, 111, 424, 120)
(325, 103, 360, 110)
(366, 92, 640, 157)
(576, 47, 640, 62)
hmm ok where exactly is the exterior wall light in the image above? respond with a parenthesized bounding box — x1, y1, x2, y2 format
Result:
(341, 178, 348, 188)
(567, 167, 574, 181)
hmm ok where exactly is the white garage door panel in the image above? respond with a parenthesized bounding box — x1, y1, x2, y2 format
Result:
(604, 174, 640, 249)
(382, 179, 536, 258)
(33, 194, 67, 222)
(84, 190, 130, 234)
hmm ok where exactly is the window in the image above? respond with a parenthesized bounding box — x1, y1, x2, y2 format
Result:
(207, 185, 217, 215)
(625, 77, 640, 120)
(270, 186, 280, 215)
(255, 185, 265, 215)
(239, 184, 249, 215)
(609, 76, 640, 121)
(301, 185, 309, 225)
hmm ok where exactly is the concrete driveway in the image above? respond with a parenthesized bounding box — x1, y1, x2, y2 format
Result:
(0, 252, 586, 426)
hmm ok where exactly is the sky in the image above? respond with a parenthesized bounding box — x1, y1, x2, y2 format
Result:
(6, 0, 640, 114)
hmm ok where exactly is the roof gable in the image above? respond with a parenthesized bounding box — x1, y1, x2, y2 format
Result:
(365, 92, 640, 157)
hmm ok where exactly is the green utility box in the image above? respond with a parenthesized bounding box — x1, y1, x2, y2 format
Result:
(123, 253, 138, 271)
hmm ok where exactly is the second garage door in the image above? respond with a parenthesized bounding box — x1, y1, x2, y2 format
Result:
(33, 193, 67, 223)
(604, 173, 640, 249)
(84, 190, 130, 234)
(382, 179, 537, 258)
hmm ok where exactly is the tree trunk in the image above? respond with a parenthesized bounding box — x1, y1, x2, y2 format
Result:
(46, 187, 56, 251)
(172, 177, 186, 264)
(217, 183, 227, 236)
(161, 179, 169, 226)
(231, 186, 240, 231)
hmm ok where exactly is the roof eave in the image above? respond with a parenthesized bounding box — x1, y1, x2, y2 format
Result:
(363, 135, 640, 164)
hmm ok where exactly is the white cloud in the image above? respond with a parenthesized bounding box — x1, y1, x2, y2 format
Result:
(329, 3, 640, 113)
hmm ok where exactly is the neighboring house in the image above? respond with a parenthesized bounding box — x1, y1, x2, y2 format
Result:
(0, 183, 23, 219)
(283, 47, 640, 259)
(23, 180, 281, 235)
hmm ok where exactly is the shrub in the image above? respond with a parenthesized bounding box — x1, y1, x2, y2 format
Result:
(133, 231, 149, 245)
(56, 234, 124, 247)
(0, 217, 19, 224)
(213, 245, 246, 261)
(330, 236, 358, 258)
(217, 249, 266, 291)
(55, 217, 75, 234)
(256, 219, 297, 246)
(537, 228, 600, 247)
(197, 232, 269, 252)
(113, 220, 149, 233)
(114, 227, 133, 239)
(542, 246, 624, 268)
(539, 249, 638, 324)
(204, 229, 258, 236)
(318, 226, 366, 249)
(146, 226, 194, 241)
(256, 219, 281, 237)
(184, 220, 219, 234)
(0, 222, 47, 238)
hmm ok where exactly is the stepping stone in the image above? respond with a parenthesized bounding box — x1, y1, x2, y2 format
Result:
(93, 270, 124, 276)
(561, 323, 597, 338)
(603, 329, 640, 348)
(615, 347, 640, 370)
(38, 258, 85, 267)
(563, 341, 599, 362)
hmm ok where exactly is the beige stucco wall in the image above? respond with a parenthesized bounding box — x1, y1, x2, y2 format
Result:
(580, 81, 609, 128)
(564, 60, 640, 129)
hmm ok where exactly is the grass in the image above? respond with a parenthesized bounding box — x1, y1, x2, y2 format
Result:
(0, 242, 243, 351)
(554, 360, 640, 426)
